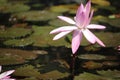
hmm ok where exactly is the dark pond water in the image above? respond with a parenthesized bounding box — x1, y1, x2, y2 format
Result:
(0, 0, 120, 80)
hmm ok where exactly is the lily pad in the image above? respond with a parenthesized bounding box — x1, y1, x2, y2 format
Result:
(49, 5, 69, 13)
(49, 18, 70, 27)
(82, 61, 103, 69)
(39, 70, 70, 80)
(0, 27, 33, 39)
(97, 70, 120, 78)
(74, 72, 113, 80)
(31, 25, 70, 47)
(12, 10, 59, 21)
(3, 38, 34, 47)
(14, 65, 40, 77)
(0, 3, 30, 13)
(100, 18, 120, 28)
(0, 48, 38, 65)
(78, 54, 106, 60)
(92, 0, 110, 6)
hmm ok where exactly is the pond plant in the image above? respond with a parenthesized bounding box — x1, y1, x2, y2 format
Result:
(50, 0, 106, 78)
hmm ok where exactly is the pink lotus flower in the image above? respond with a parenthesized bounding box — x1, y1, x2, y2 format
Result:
(50, 1, 106, 54)
(0, 66, 15, 80)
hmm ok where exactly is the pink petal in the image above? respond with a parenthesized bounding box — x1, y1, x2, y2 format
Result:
(82, 29, 96, 44)
(93, 34, 105, 47)
(87, 24, 106, 29)
(83, 0, 91, 27)
(75, 4, 85, 27)
(72, 30, 82, 54)
(85, 10, 94, 27)
(84, 0, 91, 17)
(50, 26, 77, 34)
(53, 31, 72, 40)
(58, 16, 75, 24)
(0, 70, 15, 79)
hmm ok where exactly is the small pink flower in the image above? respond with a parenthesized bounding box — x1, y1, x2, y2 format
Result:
(0, 66, 15, 80)
(50, 1, 106, 54)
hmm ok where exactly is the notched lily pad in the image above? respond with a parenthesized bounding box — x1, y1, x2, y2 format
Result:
(12, 10, 59, 21)
(0, 27, 32, 39)
(0, 48, 38, 65)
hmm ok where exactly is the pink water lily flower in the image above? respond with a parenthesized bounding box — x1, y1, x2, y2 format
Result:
(0, 66, 15, 80)
(50, 1, 106, 54)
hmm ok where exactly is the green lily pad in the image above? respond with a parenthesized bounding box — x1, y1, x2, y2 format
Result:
(49, 5, 69, 13)
(12, 10, 59, 21)
(14, 65, 40, 77)
(0, 3, 30, 13)
(74, 72, 113, 80)
(92, 0, 110, 6)
(97, 70, 120, 78)
(21, 77, 38, 80)
(0, 27, 32, 39)
(0, 48, 38, 65)
(3, 38, 34, 47)
(100, 18, 120, 28)
(31, 25, 70, 47)
(78, 54, 106, 60)
(39, 70, 70, 80)
(49, 4, 78, 14)
(49, 18, 70, 27)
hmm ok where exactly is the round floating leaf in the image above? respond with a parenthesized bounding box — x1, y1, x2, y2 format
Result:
(31, 25, 70, 47)
(0, 48, 38, 65)
(74, 72, 112, 80)
(39, 70, 70, 80)
(3, 38, 34, 47)
(14, 65, 40, 77)
(78, 54, 106, 60)
(92, 0, 110, 6)
(0, 3, 30, 13)
(12, 10, 59, 21)
(0, 27, 32, 39)
(82, 61, 103, 69)
(49, 4, 78, 14)
(97, 70, 120, 78)
(49, 18, 70, 27)
(49, 5, 69, 13)
(100, 18, 120, 28)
